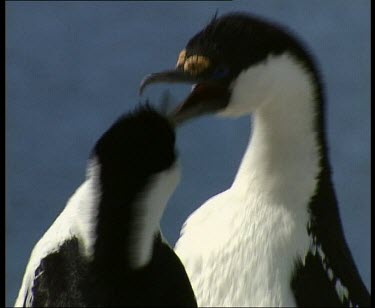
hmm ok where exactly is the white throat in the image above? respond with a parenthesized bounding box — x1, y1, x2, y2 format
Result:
(175, 53, 322, 306)
(231, 54, 321, 202)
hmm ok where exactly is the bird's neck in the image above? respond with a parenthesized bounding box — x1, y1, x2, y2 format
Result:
(223, 63, 324, 306)
(232, 61, 322, 209)
(83, 160, 180, 270)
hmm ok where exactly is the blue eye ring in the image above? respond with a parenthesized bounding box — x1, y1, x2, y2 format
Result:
(212, 66, 230, 79)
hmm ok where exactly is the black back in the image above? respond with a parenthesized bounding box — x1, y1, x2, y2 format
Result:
(29, 235, 196, 307)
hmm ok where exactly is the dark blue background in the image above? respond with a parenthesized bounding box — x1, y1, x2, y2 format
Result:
(6, 1, 370, 305)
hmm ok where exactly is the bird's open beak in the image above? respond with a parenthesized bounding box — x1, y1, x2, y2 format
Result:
(139, 70, 230, 125)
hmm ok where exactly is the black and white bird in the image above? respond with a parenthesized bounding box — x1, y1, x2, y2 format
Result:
(140, 12, 371, 307)
(14, 105, 197, 307)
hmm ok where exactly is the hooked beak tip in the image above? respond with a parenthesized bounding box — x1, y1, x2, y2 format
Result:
(139, 74, 152, 96)
(138, 70, 199, 96)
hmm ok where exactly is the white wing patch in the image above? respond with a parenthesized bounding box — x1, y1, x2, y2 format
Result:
(309, 237, 354, 305)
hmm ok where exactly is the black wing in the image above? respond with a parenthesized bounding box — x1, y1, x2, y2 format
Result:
(291, 173, 370, 307)
(28, 237, 88, 307)
(292, 251, 348, 307)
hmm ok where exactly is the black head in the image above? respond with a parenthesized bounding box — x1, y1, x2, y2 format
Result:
(140, 12, 316, 124)
(92, 105, 176, 192)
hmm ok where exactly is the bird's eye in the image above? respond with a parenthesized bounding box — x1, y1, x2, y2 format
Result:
(212, 66, 230, 79)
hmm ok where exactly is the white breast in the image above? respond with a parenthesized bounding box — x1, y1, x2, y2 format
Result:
(176, 186, 312, 307)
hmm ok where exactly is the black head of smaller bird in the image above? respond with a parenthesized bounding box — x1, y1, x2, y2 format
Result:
(92, 105, 177, 189)
(140, 12, 316, 124)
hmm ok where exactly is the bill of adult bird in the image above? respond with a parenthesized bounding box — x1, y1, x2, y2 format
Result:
(14, 100, 197, 307)
(140, 12, 371, 307)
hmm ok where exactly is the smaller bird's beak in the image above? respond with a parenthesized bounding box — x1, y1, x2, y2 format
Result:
(139, 70, 230, 125)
